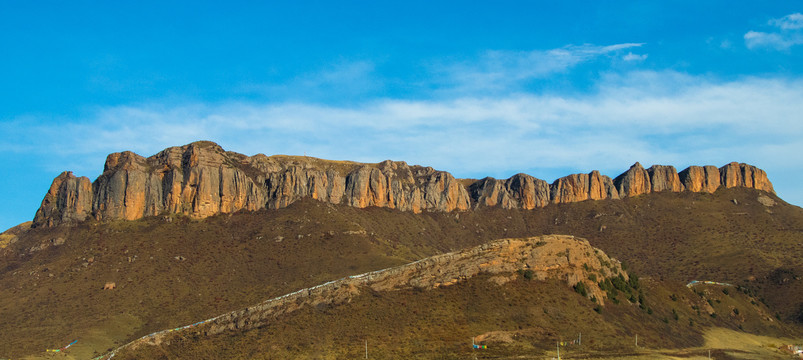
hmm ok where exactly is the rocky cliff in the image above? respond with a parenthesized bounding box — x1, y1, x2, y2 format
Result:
(32, 141, 776, 227)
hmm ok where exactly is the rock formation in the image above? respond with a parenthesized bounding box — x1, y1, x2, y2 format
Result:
(97, 235, 626, 356)
(33, 171, 93, 227)
(550, 170, 619, 203)
(613, 162, 652, 197)
(679, 165, 721, 193)
(469, 174, 551, 209)
(646, 165, 684, 192)
(32, 141, 777, 227)
(202, 235, 624, 335)
(719, 162, 775, 193)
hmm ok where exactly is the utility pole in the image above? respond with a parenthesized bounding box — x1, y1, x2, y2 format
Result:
(364, 339, 368, 359)
(635, 334, 638, 348)
(579, 333, 581, 346)
(557, 341, 561, 360)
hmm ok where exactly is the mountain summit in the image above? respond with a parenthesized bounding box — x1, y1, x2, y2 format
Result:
(33, 141, 774, 227)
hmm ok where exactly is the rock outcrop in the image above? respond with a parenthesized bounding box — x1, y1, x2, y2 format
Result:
(97, 235, 626, 357)
(550, 170, 619, 203)
(202, 235, 623, 335)
(33, 142, 470, 227)
(646, 165, 684, 192)
(719, 162, 775, 193)
(32, 141, 778, 227)
(613, 162, 652, 197)
(469, 174, 551, 209)
(33, 171, 93, 227)
(679, 165, 721, 193)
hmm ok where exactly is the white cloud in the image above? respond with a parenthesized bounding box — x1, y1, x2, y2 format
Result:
(623, 52, 648, 62)
(5, 71, 803, 208)
(771, 12, 803, 30)
(745, 13, 803, 50)
(4, 42, 803, 210)
(744, 31, 802, 50)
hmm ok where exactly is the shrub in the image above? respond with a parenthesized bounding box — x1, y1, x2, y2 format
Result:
(588, 273, 597, 282)
(593, 305, 602, 313)
(672, 309, 679, 321)
(670, 294, 678, 301)
(612, 275, 628, 292)
(722, 288, 729, 295)
(574, 282, 588, 297)
(628, 273, 640, 289)
(733, 308, 739, 315)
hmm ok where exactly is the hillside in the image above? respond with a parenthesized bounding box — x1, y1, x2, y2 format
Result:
(2, 186, 803, 358)
(111, 269, 794, 359)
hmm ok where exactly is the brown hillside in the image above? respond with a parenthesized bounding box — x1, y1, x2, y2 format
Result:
(1, 188, 802, 358)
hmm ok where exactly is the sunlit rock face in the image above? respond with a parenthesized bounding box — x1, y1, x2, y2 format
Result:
(32, 141, 776, 227)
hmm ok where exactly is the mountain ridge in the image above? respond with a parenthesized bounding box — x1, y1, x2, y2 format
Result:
(99, 235, 625, 359)
(33, 141, 775, 227)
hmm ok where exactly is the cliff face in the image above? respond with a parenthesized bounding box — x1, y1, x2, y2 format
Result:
(32, 141, 777, 227)
(33, 171, 93, 227)
(34, 142, 470, 227)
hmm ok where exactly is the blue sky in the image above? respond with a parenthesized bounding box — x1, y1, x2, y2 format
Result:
(2, 1, 803, 230)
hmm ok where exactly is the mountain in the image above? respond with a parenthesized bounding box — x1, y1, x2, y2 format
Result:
(1, 141, 800, 359)
(33, 141, 773, 227)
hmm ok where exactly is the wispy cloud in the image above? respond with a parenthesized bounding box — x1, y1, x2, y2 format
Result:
(4, 71, 802, 189)
(623, 52, 648, 62)
(436, 43, 644, 94)
(4, 43, 803, 209)
(770, 13, 803, 30)
(745, 13, 803, 50)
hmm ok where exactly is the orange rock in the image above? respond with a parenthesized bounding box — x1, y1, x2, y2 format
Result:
(679, 165, 720, 193)
(614, 162, 651, 197)
(31, 141, 778, 227)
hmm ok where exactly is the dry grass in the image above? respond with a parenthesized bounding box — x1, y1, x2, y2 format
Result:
(110, 274, 792, 359)
(2, 188, 802, 358)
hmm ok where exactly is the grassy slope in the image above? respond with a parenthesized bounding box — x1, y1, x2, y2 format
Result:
(1, 188, 802, 358)
(113, 276, 794, 359)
